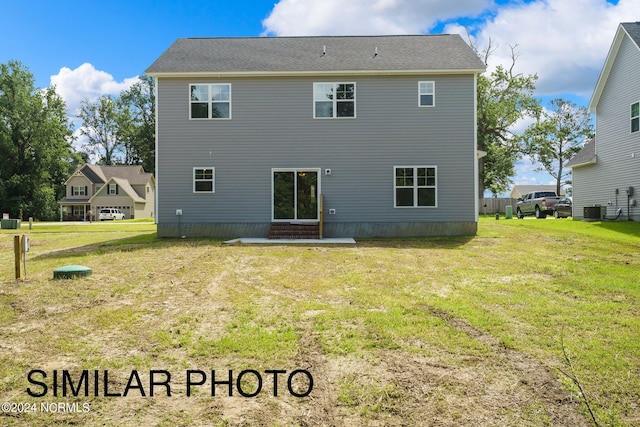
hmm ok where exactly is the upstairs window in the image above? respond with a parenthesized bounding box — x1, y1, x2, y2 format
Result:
(314, 83, 355, 118)
(419, 81, 435, 107)
(108, 183, 118, 195)
(632, 102, 639, 133)
(190, 84, 231, 119)
(394, 166, 437, 208)
(72, 186, 86, 196)
(193, 168, 215, 193)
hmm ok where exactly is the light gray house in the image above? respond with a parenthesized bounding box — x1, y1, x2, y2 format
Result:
(146, 35, 485, 238)
(567, 22, 640, 220)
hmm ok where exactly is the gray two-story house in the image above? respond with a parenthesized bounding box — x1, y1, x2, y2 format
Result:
(146, 35, 485, 238)
(567, 22, 640, 220)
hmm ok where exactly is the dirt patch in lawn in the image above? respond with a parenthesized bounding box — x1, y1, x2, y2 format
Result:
(213, 307, 590, 427)
(0, 233, 602, 426)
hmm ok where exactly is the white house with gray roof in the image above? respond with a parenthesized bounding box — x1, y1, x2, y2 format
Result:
(146, 34, 485, 238)
(567, 22, 640, 220)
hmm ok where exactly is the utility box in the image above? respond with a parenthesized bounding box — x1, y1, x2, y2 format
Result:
(505, 205, 513, 219)
(1, 219, 21, 229)
(583, 205, 605, 221)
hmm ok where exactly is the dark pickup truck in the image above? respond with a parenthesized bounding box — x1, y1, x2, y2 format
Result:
(516, 191, 562, 219)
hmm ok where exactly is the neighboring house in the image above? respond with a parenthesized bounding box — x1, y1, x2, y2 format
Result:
(146, 35, 485, 238)
(58, 165, 155, 221)
(510, 185, 565, 200)
(567, 22, 640, 220)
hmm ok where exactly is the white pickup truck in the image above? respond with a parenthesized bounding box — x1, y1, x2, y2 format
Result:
(516, 191, 562, 219)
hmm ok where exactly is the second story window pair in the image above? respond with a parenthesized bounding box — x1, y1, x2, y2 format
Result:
(72, 186, 87, 196)
(314, 83, 355, 118)
(190, 84, 231, 119)
(189, 81, 434, 120)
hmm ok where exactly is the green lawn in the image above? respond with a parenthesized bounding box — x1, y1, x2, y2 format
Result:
(0, 217, 638, 426)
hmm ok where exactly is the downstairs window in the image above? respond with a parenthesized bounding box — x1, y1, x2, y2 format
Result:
(394, 166, 437, 208)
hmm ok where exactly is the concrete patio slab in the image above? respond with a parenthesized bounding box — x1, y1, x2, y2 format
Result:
(224, 237, 356, 245)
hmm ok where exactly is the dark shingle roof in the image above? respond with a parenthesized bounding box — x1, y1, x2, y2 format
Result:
(621, 22, 640, 46)
(146, 35, 485, 75)
(79, 165, 153, 186)
(566, 138, 596, 168)
(81, 164, 106, 184)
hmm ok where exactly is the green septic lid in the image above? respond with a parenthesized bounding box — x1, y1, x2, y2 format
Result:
(53, 265, 93, 279)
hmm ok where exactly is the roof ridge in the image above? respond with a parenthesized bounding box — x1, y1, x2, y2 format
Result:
(185, 34, 453, 40)
(147, 34, 486, 75)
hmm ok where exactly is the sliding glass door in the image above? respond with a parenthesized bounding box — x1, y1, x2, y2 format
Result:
(273, 169, 319, 221)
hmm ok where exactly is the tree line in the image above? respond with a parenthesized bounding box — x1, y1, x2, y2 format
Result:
(0, 61, 154, 220)
(1, 49, 593, 221)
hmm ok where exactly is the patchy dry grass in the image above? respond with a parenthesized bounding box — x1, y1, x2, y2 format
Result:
(0, 217, 638, 426)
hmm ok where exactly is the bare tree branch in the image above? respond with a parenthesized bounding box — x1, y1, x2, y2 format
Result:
(558, 327, 600, 427)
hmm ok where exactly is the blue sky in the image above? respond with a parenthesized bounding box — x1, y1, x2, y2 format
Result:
(1, 0, 638, 194)
(0, 1, 271, 88)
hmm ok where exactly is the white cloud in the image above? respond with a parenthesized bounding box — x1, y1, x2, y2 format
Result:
(515, 156, 539, 174)
(50, 63, 139, 116)
(49, 63, 139, 156)
(470, 0, 640, 98)
(513, 157, 559, 187)
(263, 0, 640, 100)
(467, 0, 639, 191)
(262, 0, 491, 36)
(262, 0, 640, 193)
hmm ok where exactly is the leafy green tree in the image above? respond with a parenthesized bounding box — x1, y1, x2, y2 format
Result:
(475, 43, 541, 196)
(78, 76, 155, 173)
(522, 98, 594, 195)
(0, 60, 78, 220)
(118, 75, 155, 174)
(78, 95, 124, 165)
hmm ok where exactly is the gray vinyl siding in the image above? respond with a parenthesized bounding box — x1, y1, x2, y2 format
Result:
(573, 35, 640, 220)
(156, 74, 477, 236)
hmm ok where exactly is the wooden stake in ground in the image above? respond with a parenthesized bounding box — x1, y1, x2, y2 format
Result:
(14, 234, 25, 279)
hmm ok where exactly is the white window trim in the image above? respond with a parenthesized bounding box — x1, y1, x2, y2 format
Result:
(313, 82, 356, 119)
(631, 101, 639, 134)
(393, 166, 438, 208)
(418, 81, 435, 107)
(72, 186, 86, 196)
(193, 167, 215, 193)
(189, 83, 232, 120)
(108, 183, 117, 195)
